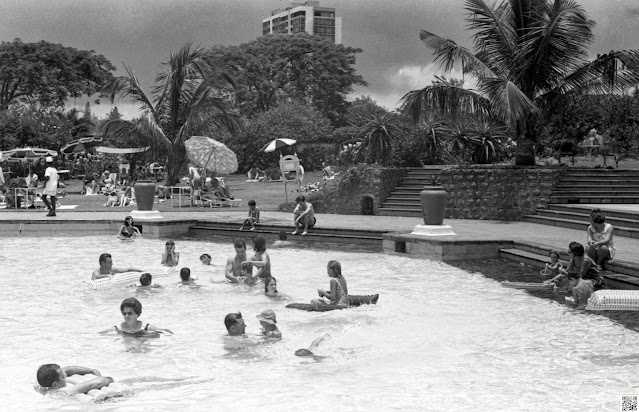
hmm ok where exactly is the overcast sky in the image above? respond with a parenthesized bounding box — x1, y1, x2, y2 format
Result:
(1, 0, 638, 119)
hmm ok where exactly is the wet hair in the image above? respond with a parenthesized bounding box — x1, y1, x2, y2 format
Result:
(224, 312, 242, 330)
(99, 253, 112, 265)
(327, 260, 342, 277)
(120, 298, 142, 315)
(234, 239, 246, 249)
(124, 216, 133, 226)
(241, 262, 253, 273)
(140, 273, 152, 286)
(252, 235, 267, 253)
(549, 250, 561, 260)
(264, 276, 278, 293)
(278, 231, 287, 241)
(248, 199, 256, 207)
(180, 267, 191, 281)
(200, 253, 211, 261)
(590, 208, 606, 224)
(166, 240, 175, 247)
(568, 242, 585, 257)
(36, 364, 62, 387)
(295, 195, 306, 203)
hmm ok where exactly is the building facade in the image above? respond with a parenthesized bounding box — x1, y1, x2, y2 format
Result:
(262, 1, 342, 44)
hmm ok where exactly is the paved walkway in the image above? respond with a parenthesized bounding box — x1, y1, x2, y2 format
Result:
(1, 208, 638, 265)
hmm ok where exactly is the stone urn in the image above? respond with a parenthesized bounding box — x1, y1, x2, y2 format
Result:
(420, 178, 447, 225)
(134, 180, 156, 211)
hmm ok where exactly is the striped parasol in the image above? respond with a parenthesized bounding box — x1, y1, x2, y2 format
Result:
(259, 138, 297, 153)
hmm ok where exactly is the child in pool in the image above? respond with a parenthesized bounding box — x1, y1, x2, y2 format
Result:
(264, 276, 278, 297)
(35, 364, 113, 395)
(239, 199, 260, 231)
(272, 231, 293, 247)
(544, 250, 563, 276)
(136, 273, 161, 289)
(312, 260, 349, 306)
(119, 216, 141, 238)
(240, 262, 256, 285)
(256, 309, 282, 339)
(113, 298, 171, 335)
(200, 254, 212, 265)
(161, 240, 180, 267)
(245, 235, 271, 279)
(178, 267, 197, 285)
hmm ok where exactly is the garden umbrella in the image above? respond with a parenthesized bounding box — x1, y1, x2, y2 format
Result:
(60, 135, 103, 154)
(259, 138, 297, 153)
(3, 147, 57, 159)
(184, 136, 238, 175)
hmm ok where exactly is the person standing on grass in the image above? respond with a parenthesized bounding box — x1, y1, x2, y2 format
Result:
(42, 157, 59, 217)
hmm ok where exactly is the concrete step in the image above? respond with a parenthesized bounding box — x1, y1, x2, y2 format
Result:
(384, 197, 421, 204)
(550, 195, 639, 204)
(555, 186, 639, 192)
(548, 205, 639, 220)
(553, 190, 639, 196)
(192, 222, 385, 239)
(536, 209, 639, 229)
(377, 208, 422, 217)
(498, 247, 639, 289)
(521, 215, 639, 239)
(379, 202, 422, 210)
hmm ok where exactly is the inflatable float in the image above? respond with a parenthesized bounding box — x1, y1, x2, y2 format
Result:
(84, 266, 176, 290)
(501, 281, 555, 291)
(66, 374, 132, 403)
(586, 290, 639, 311)
(286, 294, 379, 312)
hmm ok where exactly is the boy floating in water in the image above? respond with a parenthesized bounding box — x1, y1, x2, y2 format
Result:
(36, 364, 113, 395)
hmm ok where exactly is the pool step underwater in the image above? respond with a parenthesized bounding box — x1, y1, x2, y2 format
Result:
(499, 244, 639, 290)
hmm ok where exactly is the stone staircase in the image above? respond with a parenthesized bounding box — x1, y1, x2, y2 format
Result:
(377, 167, 441, 217)
(549, 168, 639, 204)
(499, 241, 639, 290)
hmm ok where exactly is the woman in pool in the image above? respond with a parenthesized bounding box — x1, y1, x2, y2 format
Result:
(119, 216, 141, 238)
(264, 276, 278, 297)
(161, 240, 180, 267)
(246, 235, 271, 279)
(312, 260, 349, 307)
(113, 298, 172, 336)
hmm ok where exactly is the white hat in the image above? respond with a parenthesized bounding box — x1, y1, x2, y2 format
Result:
(45, 156, 53, 162)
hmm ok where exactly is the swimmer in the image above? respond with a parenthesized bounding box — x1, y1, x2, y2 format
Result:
(136, 273, 161, 289)
(36, 364, 113, 395)
(245, 235, 271, 279)
(256, 309, 282, 339)
(92, 253, 142, 280)
(119, 216, 141, 238)
(200, 254, 212, 265)
(295, 334, 328, 358)
(224, 312, 246, 336)
(240, 262, 256, 285)
(312, 260, 349, 307)
(272, 231, 293, 248)
(177, 267, 198, 286)
(112, 298, 172, 335)
(265, 276, 278, 297)
(161, 240, 180, 267)
(226, 239, 247, 283)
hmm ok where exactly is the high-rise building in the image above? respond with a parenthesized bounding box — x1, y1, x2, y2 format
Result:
(262, 1, 342, 44)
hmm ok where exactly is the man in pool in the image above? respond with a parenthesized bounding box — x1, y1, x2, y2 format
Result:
(36, 364, 113, 395)
(92, 253, 143, 280)
(224, 312, 246, 336)
(225, 239, 247, 283)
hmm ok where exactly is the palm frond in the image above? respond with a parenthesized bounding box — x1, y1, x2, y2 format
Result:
(400, 84, 491, 123)
(419, 30, 493, 78)
(481, 78, 539, 125)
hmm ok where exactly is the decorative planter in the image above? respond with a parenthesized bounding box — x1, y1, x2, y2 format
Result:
(134, 180, 156, 211)
(420, 186, 447, 225)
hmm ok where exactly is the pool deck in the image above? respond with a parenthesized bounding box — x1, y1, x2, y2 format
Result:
(1, 205, 639, 266)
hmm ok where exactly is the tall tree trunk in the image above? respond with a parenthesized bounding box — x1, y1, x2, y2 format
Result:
(165, 143, 187, 186)
(514, 116, 536, 166)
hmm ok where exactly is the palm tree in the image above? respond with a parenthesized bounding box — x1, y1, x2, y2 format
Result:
(101, 44, 241, 185)
(352, 112, 404, 164)
(400, 0, 639, 165)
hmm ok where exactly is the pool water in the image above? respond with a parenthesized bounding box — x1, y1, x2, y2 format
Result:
(1, 236, 636, 411)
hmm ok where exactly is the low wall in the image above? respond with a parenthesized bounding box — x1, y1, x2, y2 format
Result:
(312, 166, 407, 215)
(440, 166, 563, 220)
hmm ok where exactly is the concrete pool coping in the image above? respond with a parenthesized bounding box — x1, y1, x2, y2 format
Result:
(1, 208, 639, 266)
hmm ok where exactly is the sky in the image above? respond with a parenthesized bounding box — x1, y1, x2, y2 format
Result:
(1, 0, 639, 119)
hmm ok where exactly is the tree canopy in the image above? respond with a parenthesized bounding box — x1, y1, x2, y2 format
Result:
(0, 39, 117, 111)
(209, 34, 367, 126)
(401, 0, 639, 165)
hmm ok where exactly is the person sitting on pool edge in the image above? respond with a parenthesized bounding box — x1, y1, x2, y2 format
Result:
(224, 312, 246, 336)
(291, 195, 315, 236)
(36, 364, 113, 395)
(92, 253, 143, 280)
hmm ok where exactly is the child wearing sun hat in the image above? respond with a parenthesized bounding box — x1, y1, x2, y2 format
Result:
(256, 309, 282, 339)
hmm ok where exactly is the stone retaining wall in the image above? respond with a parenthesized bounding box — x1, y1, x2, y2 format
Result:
(440, 166, 563, 220)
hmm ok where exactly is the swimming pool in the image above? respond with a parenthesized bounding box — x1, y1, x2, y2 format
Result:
(1, 236, 636, 411)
